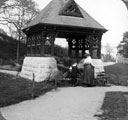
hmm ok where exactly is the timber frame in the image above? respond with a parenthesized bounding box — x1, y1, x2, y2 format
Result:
(25, 23, 105, 59)
(23, 0, 107, 59)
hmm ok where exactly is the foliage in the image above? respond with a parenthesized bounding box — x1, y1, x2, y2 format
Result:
(0, 0, 7, 7)
(0, 0, 39, 39)
(0, 0, 39, 62)
(0, 28, 7, 35)
(103, 43, 115, 62)
(117, 32, 128, 58)
(102, 54, 116, 62)
(54, 45, 73, 66)
(0, 33, 26, 64)
(104, 63, 128, 86)
(54, 44, 68, 57)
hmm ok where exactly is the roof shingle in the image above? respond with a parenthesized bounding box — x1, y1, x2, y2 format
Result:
(24, 0, 106, 31)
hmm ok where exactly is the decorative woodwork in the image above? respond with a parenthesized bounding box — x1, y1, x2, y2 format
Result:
(59, 0, 83, 18)
(26, 22, 104, 59)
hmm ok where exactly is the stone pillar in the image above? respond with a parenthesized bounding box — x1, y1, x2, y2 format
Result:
(20, 57, 58, 82)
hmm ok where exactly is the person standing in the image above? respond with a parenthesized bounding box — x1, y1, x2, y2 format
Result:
(83, 53, 94, 86)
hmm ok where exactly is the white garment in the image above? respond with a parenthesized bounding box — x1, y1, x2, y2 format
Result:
(83, 56, 94, 66)
(69, 62, 77, 72)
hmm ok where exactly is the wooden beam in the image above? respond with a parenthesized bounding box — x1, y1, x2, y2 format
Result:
(97, 35, 102, 59)
(67, 38, 72, 57)
(75, 38, 79, 58)
(50, 33, 56, 56)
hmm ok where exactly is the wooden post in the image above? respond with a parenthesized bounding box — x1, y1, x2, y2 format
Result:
(98, 41, 101, 59)
(97, 35, 102, 59)
(67, 38, 72, 57)
(82, 38, 85, 57)
(89, 35, 94, 58)
(51, 34, 55, 56)
(40, 41, 45, 56)
(75, 38, 79, 58)
(30, 46, 34, 56)
(40, 32, 46, 56)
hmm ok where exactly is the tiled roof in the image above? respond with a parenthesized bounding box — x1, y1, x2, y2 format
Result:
(24, 0, 106, 31)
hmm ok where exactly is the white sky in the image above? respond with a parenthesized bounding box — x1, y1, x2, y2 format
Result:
(33, 0, 128, 55)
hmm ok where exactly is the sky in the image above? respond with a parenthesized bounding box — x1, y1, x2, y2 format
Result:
(33, 0, 128, 55)
(0, 0, 128, 55)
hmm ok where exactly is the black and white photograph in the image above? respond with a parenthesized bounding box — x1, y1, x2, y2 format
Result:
(0, 0, 128, 120)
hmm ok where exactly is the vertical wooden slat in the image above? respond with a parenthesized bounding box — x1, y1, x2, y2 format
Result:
(67, 38, 72, 57)
(50, 33, 56, 56)
(82, 38, 85, 57)
(75, 38, 79, 58)
(97, 35, 102, 59)
(40, 32, 46, 56)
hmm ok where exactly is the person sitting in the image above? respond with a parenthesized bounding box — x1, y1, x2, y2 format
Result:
(69, 61, 79, 86)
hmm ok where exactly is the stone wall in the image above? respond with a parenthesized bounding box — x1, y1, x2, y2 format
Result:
(20, 57, 58, 82)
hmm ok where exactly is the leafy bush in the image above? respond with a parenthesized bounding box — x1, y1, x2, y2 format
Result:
(104, 63, 128, 86)
(0, 33, 26, 65)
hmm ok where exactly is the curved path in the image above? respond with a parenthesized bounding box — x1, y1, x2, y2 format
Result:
(0, 86, 128, 120)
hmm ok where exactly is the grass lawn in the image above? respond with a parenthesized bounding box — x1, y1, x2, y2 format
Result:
(104, 63, 128, 86)
(98, 92, 128, 120)
(0, 73, 56, 107)
(98, 63, 128, 120)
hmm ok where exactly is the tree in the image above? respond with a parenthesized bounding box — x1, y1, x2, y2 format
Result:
(0, 0, 7, 7)
(103, 43, 115, 62)
(0, 28, 7, 35)
(0, 33, 26, 63)
(0, 0, 39, 62)
(117, 32, 128, 58)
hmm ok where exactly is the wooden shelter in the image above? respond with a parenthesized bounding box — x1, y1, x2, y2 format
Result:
(23, 0, 107, 59)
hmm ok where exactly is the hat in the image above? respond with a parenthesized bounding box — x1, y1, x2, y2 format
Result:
(72, 62, 77, 66)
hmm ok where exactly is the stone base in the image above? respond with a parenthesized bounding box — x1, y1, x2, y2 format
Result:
(92, 59, 105, 73)
(78, 59, 105, 78)
(20, 57, 58, 82)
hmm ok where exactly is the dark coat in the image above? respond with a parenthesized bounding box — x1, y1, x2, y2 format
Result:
(83, 64, 94, 85)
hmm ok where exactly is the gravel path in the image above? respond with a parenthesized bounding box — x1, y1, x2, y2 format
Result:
(0, 69, 18, 76)
(0, 86, 128, 120)
(0, 62, 126, 120)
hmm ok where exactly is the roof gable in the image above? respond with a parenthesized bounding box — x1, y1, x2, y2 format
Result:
(24, 0, 106, 31)
(59, 0, 83, 18)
